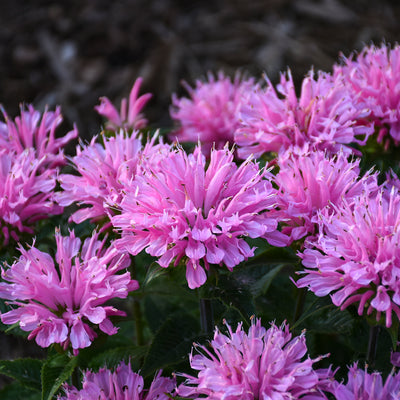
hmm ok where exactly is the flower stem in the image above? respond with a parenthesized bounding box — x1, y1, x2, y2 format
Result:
(293, 287, 307, 324)
(130, 256, 144, 346)
(367, 325, 380, 367)
(199, 298, 214, 336)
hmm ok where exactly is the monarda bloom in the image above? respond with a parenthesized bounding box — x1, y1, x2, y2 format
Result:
(334, 363, 400, 399)
(0, 230, 138, 351)
(0, 148, 62, 245)
(112, 145, 288, 289)
(235, 70, 373, 159)
(170, 72, 255, 153)
(59, 361, 175, 400)
(296, 187, 400, 328)
(95, 77, 152, 131)
(177, 319, 333, 400)
(274, 147, 378, 242)
(56, 131, 170, 226)
(0, 104, 77, 168)
(334, 43, 400, 147)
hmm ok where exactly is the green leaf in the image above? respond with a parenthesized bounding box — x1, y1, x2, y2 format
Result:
(212, 274, 255, 323)
(0, 381, 41, 400)
(41, 353, 78, 400)
(251, 264, 287, 297)
(0, 358, 42, 392)
(245, 246, 298, 267)
(141, 312, 201, 377)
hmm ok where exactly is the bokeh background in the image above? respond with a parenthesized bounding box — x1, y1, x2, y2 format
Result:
(0, 0, 400, 384)
(1, 0, 400, 142)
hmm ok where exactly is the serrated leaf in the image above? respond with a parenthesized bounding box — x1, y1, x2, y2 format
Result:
(0, 358, 42, 391)
(41, 353, 78, 400)
(141, 312, 200, 377)
(0, 381, 41, 400)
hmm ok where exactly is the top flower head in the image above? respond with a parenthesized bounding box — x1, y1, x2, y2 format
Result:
(112, 144, 288, 289)
(296, 187, 400, 328)
(178, 319, 333, 400)
(334, 43, 400, 147)
(170, 72, 255, 153)
(235, 70, 373, 159)
(95, 77, 152, 132)
(0, 104, 78, 168)
(0, 229, 138, 351)
(59, 361, 175, 400)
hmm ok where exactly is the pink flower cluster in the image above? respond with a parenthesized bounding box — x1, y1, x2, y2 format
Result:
(56, 131, 169, 226)
(334, 363, 400, 399)
(274, 147, 378, 242)
(0, 230, 138, 351)
(0, 105, 77, 244)
(235, 70, 373, 159)
(59, 361, 175, 400)
(334, 44, 400, 147)
(95, 78, 152, 131)
(112, 145, 288, 289)
(296, 187, 400, 327)
(178, 319, 333, 399)
(170, 72, 254, 153)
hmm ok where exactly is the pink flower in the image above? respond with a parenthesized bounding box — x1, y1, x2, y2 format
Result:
(334, 363, 400, 399)
(112, 145, 288, 289)
(0, 230, 138, 351)
(170, 72, 255, 153)
(177, 319, 333, 400)
(274, 147, 378, 242)
(59, 361, 175, 400)
(235, 70, 373, 159)
(0, 104, 78, 168)
(95, 77, 152, 131)
(0, 148, 63, 245)
(296, 187, 400, 327)
(334, 43, 400, 147)
(59, 361, 174, 400)
(56, 131, 170, 226)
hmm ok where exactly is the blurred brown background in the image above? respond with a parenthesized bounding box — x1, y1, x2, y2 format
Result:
(1, 0, 400, 141)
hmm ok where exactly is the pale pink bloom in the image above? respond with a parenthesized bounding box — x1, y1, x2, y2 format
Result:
(334, 363, 400, 400)
(170, 72, 255, 153)
(95, 78, 152, 131)
(59, 361, 175, 400)
(274, 147, 378, 242)
(0, 104, 77, 168)
(334, 43, 400, 147)
(0, 148, 62, 245)
(177, 319, 333, 400)
(296, 187, 400, 328)
(0, 230, 138, 351)
(112, 145, 288, 289)
(235, 70, 373, 159)
(56, 131, 170, 226)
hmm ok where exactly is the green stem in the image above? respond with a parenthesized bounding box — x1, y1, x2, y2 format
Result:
(130, 256, 144, 346)
(199, 298, 214, 335)
(367, 325, 380, 367)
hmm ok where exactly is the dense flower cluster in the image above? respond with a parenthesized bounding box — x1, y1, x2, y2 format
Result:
(334, 44, 400, 147)
(56, 131, 169, 226)
(0, 230, 138, 351)
(95, 77, 152, 131)
(235, 70, 373, 159)
(274, 147, 378, 242)
(170, 72, 254, 153)
(178, 319, 333, 399)
(59, 361, 175, 400)
(112, 145, 288, 289)
(0, 104, 77, 168)
(334, 363, 400, 399)
(296, 187, 400, 327)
